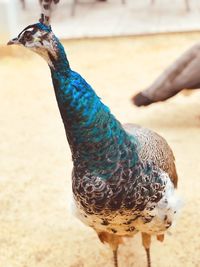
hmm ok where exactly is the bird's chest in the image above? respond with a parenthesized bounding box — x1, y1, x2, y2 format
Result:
(71, 193, 176, 236)
(71, 168, 179, 236)
(71, 198, 139, 236)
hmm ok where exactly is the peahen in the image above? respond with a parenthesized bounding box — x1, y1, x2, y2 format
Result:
(132, 42, 200, 107)
(8, 22, 180, 267)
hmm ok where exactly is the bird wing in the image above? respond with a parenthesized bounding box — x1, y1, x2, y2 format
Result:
(134, 42, 200, 104)
(123, 123, 178, 187)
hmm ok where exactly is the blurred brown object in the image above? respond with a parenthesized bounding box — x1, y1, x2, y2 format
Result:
(20, 0, 25, 9)
(39, 0, 60, 24)
(132, 42, 200, 107)
(20, 0, 60, 10)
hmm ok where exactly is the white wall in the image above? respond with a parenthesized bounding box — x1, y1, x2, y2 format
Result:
(0, 0, 22, 42)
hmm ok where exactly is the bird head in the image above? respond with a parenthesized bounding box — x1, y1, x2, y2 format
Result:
(7, 23, 60, 67)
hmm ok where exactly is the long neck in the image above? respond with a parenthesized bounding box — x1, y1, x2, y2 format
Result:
(49, 44, 139, 179)
(49, 41, 70, 72)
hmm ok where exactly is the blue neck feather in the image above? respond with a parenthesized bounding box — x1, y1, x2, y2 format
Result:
(50, 39, 70, 71)
(49, 39, 139, 179)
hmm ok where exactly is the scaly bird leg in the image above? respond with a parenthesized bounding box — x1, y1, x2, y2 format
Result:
(142, 233, 151, 267)
(146, 247, 151, 267)
(98, 232, 123, 267)
(113, 247, 118, 267)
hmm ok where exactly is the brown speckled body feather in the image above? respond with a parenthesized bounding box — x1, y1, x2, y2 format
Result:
(124, 123, 178, 188)
(72, 123, 179, 239)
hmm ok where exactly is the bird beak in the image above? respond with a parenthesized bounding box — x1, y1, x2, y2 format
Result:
(7, 37, 21, 46)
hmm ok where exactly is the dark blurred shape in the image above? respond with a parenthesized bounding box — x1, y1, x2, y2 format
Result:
(20, 0, 25, 9)
(132, 42, 200, 106)
(39, 0, 60, 25)
(20, 0, 60, 24)
(133, 93, 154, 107)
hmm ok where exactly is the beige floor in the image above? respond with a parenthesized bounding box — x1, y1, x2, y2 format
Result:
(1, 32, 200, 267)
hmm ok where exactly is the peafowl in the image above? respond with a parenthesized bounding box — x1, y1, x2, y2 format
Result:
(8, 22, 180, 267)
(132, 42, 200, 107)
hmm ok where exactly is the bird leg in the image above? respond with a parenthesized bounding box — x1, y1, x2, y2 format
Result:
(113, 247, 119, 267)
(98, 232, 123, 267)
(142, 233, 151, 267)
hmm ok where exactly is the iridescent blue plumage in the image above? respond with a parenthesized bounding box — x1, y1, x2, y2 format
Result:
(51, 63, 139, 179)
(37, 22, 52, 32)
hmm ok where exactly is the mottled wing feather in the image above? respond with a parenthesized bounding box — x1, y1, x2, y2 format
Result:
(123, 123, 178, 187)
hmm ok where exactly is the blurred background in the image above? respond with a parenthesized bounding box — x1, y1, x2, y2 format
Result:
(1, 0, 200, 41)
(0, 1, 200, 267)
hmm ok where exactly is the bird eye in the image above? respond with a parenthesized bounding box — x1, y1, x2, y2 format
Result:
(24, 31, 32, 41)
(42, 33, 49, 39)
